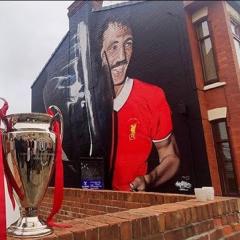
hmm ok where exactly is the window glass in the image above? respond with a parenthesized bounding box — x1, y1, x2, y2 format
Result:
(201, 38, 217, 81)
(220, 142, 231, 162)
(231, 21, 240, 38)
(197, 21, 209, 39)
(234, 36, 240, 66)
(231, 20, 240, 66)
(195, 20, 218, 84)
(220, 140, 238, 193)
(217, 121, 228, 141)
(212, 120, 238, 195)
(231, 22, 236, 35)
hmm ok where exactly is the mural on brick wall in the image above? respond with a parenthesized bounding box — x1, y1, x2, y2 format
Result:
(42, 3, 113, 189)
(40, 1, 212, 192)
(43, 22, 98, 157)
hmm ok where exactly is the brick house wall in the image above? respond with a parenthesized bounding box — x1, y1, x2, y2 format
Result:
(32, 0, 215, 193)
(184, 1, 240, 196)
(31, 0, 240, 196)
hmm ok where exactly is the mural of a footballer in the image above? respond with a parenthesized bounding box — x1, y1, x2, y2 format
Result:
(99, 15, 180, 191)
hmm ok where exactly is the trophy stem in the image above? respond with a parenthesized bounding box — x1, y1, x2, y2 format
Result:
(22, 207, 38, 217)
(8, 207, 52, 238)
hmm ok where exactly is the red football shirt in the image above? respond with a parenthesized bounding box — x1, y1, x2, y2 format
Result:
(112, 78, 172, 191)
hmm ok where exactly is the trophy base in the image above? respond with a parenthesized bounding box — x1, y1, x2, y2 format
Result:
(7, 216, 53, 238)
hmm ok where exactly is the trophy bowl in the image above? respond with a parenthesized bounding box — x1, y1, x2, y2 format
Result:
(2, 109, 62, 238)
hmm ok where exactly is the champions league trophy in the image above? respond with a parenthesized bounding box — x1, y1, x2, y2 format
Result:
(0, 98, 63, 237)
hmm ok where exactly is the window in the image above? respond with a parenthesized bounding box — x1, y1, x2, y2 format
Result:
(195, 20, 218, 85)
(230, 20, 240, 66)
(212, 120, 238, 195)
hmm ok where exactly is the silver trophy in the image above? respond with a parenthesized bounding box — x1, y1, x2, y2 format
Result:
(1, 102, 63, 238)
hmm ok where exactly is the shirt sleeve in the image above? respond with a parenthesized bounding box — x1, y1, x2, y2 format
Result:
(150, 87, 172, 142)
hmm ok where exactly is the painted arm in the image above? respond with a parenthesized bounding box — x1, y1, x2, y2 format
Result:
(130, 134, 180, 191)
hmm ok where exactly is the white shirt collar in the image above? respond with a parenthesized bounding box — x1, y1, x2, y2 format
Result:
(113, 77, 133, 112)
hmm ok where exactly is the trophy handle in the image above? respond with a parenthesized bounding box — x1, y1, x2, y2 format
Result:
(0, 97, 10, 131)
(48, 105, 63, 141)
(0, 98, 24, 200)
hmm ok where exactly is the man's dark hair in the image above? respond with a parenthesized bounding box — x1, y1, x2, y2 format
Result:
(97, 14, 132, 49)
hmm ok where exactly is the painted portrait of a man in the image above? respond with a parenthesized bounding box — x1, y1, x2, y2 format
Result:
(94, 13, 180, 191)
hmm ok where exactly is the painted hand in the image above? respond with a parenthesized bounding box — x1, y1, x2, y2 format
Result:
(130, 175, 148, 192)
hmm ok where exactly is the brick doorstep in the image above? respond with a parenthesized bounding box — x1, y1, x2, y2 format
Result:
(184, 223, 240, 240)
(9, 189, 240, 240)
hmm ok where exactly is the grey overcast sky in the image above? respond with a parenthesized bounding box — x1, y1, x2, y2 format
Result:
(1, 0, 124, 225)
(0, 1, 73, 114)
(0, 1, 126, 115)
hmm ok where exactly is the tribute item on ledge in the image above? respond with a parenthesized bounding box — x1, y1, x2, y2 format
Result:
(1, 99, 63, 237)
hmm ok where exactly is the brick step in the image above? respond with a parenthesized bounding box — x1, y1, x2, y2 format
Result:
(185, 223, 240, 240)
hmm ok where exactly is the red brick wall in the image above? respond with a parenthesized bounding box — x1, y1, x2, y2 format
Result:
(185, 1, 240, 195)
(8, 188, 240, 240)
(208, 1, 240, 192)
(39, 188, 193, 222)
(184, 9, 222, 195)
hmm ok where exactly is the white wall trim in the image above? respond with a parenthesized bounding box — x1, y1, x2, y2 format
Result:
(208, 107, 227, 121)
(203, 82, 226, 91)
(192, 7, 208, 23)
